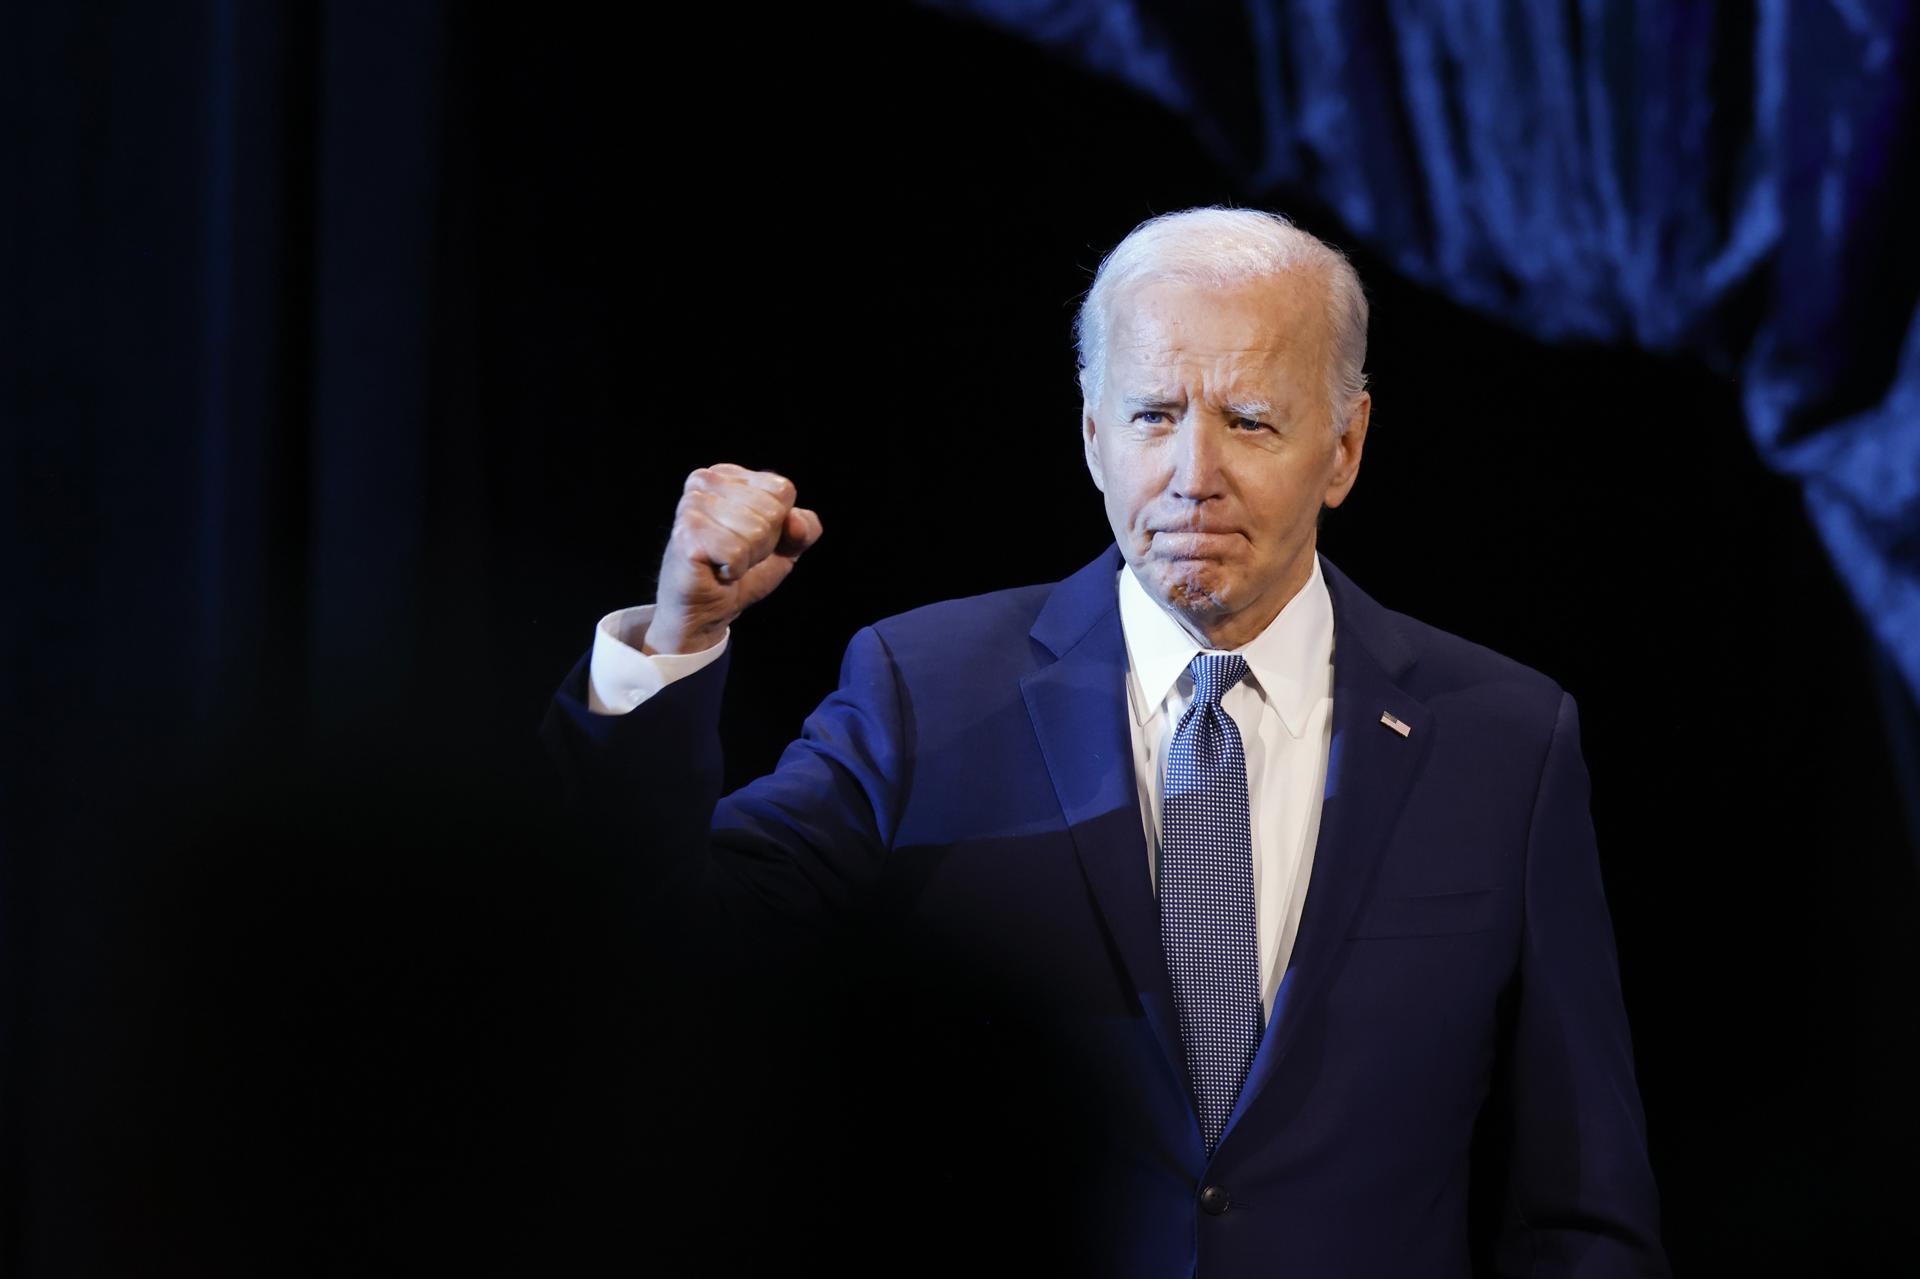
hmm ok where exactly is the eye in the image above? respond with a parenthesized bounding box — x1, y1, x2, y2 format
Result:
(1135, 411, 1169, 425)
(1233, 416, 1273, 432)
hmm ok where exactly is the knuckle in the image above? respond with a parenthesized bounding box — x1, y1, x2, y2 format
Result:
(744, 490, 784, 524)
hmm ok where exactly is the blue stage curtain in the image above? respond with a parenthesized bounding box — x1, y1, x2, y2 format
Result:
(2, 0, 450, 748)
(929, 0, 1920, 716)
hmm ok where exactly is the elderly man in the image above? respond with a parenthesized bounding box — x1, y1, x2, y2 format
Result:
(541, 208, 1668, 1276)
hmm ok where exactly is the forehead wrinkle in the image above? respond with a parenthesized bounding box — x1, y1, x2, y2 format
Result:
(1107, 301, 1320, 416)
(1112, 355, 1291, 414)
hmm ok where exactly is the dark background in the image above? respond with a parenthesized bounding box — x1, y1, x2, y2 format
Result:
(7, 2, 1918, 1274)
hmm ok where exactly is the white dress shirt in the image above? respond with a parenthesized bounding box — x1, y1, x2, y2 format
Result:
(584, 553, 1337, 1022)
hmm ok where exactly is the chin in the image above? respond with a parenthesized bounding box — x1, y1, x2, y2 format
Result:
(1149, 561, 1234, 618)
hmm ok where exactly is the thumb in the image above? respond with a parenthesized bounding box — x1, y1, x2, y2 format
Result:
(730, 508, 821, 607)
(774, 507, 824, 560)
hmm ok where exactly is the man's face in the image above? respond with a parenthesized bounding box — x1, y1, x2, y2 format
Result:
(1082, 272, 1370, 649)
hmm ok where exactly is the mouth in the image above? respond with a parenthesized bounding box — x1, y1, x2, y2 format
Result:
(1147, 530, 1243, 557)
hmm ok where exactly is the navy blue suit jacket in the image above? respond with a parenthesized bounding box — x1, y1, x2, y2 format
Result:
(541, 544, 1668, 1277)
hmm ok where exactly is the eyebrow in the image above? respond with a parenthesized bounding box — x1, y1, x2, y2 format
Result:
(1121, 394, 1277, 419)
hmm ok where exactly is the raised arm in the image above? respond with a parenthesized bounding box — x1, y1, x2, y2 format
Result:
(538, 462, 906, 948)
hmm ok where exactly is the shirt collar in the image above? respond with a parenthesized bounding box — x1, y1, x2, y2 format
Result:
(1117, 550, 1334, 739)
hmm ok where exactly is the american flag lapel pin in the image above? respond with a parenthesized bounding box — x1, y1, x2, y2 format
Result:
(1379, 711, 1412, 738)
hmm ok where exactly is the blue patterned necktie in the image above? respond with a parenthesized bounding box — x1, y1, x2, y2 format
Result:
(1159, 651, 1262, 1156)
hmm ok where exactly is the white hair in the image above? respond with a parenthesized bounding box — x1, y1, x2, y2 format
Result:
(1074, 207, 1370, 435)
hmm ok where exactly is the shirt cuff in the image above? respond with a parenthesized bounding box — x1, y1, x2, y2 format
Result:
(586, 604, 730, 715)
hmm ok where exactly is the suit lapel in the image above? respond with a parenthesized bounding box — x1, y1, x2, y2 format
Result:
(1216, 553, 1433, 1151)
(1020, 545, 1194, 1115)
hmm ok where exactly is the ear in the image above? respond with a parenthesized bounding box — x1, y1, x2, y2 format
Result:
(1322, 392, 1370, 509)
(1082, 405, 1106, 493)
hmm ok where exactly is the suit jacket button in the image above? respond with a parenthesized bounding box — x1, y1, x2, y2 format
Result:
(1198, 1184, 1230, 1216)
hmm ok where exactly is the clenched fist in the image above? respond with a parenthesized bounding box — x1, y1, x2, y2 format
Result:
(643, 463, 824, 655)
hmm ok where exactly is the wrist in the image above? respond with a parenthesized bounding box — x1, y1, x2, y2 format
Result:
(642, 615, 728, 656)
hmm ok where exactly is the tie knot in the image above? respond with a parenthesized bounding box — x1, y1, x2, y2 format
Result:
(1186, 652, 1250, 707)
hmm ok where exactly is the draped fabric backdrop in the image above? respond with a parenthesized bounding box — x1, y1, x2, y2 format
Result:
(5, 2, 1918, 1274)
(935, 0, 1920, 741)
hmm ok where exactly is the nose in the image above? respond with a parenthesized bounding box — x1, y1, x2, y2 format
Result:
(1169, 418, 1228, 500)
